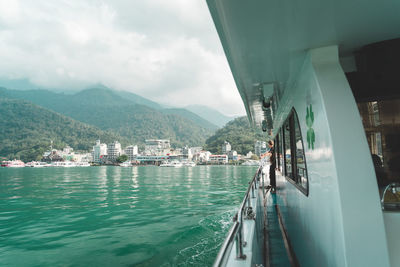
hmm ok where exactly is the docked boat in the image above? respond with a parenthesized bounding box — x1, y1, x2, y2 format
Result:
(51, 161, 76, 167)
(75, 162, 91, 167)
(25, 161, 51, 167)
(119, 161, 132, 167)
(159, 160, 183, 167)
(1, 160, 25, 168)
(206, 1, 400, 266)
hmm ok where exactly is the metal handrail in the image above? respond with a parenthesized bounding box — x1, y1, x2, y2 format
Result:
(213, 166, 262, 267)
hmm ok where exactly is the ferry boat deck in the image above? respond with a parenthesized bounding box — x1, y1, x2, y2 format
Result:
(214, 166, 295, 267)
(206, 0, 400, 266)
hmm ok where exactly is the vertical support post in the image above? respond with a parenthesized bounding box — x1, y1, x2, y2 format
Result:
(235, 230, 241, 258)
(236, 225, 245, 259)
(235, 210, 246, 259)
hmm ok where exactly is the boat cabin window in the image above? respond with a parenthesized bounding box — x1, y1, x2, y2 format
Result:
(357, 100, 400, 188)
(346, 38, 400, 209)
(277, 130, 284, 173)
(283, 117, 293, 178)
(275, 131, 282, 171)
(356, 99, 400, 210)
(294, 113, 308, 189)
(282, 109, 309, 195)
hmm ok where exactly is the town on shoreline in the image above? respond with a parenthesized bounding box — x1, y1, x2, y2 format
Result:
(1, 139, 270, 167)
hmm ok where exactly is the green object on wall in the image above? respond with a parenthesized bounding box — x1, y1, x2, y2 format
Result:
(306, 105, 315, 150)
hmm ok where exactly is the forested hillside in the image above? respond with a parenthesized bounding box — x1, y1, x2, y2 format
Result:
(0, 98, 128, 161)
(204, 116, 267, 155)
(0, 87, 216, 147)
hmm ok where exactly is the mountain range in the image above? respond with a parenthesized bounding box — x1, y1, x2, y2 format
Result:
(0, 98, 128, 161)
(0, 87, 221, 148)
(0, 87, 223, 129)
(0, 85, 246, 161)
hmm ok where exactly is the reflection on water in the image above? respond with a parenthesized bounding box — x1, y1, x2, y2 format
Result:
(0, 166, 257, 267)
(131, 167, 139, 189)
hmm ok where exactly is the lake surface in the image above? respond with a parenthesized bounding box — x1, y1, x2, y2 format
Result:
(0, 166, 257, 266)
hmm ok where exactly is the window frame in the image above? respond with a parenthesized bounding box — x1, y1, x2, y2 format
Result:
(281, 108, 309, 196)
(275, 131, 281, 170)
(282, 118, 292, 179)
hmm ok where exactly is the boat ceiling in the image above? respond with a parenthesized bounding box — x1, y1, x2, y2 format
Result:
(206, 0, 400, 127)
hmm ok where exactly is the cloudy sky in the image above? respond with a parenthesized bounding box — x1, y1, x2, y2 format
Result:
(0, 0, 245, 116)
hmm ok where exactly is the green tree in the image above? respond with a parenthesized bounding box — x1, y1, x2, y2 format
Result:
(117, 154, 128, 163)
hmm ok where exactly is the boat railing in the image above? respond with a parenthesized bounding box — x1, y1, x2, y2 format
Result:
(381, 182, 400, 211)
(213, 166, 263, 267)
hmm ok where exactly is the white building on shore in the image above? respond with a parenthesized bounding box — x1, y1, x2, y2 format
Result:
(182, 146, 193, 160)
(107, 141, 122, 161)
(222, 141, 231, 154)
(192, 150, 211, 163)
(209, 154, 228, 164)
(144, 139, 170, 155)
(73, 153, 93, 163)
(124, 145, 138, 161)
(92, 140, 107, 163)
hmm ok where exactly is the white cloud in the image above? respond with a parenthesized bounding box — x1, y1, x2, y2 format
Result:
(0, 0, 245, 116)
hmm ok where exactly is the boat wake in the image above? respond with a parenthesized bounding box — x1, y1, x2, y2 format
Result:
(161, 210, 236, 266)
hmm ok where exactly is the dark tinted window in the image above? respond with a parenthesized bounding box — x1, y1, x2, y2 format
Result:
(278, 130, 284, 173)
(282, 109, 309, 195)
(294, 113, 308, 190)
(275, 132, 281, 170)
(283, 119, 293, 178)
(345, 38, 400, 209)
(357, 100, 400, 191)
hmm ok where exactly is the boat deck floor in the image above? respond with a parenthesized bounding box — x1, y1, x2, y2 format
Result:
(265, 191, 292, 267)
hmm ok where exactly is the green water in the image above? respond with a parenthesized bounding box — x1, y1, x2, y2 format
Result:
(0, 166, 257, 267)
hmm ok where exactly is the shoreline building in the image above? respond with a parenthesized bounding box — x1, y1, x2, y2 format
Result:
(209, 154, 228, 164)
(124, 145, 138, 161)
(193, 150, 211, 163)
(182, 146, 193, 160)
(92, 140, 107, 163)
(107, 141, 122, 161)
(255, 140, 267, 156)
(60, 145, 74, 161)
(42, 150, 63, 162)
(222, 141, 231, 154)
(42, 144, 91, 163)
(144, 139, 170, 155)
(227, 150, 238, 161)
(73, 153, 92, 163)
(191, 147, 203, 155)
(63, 145, 73, 155)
